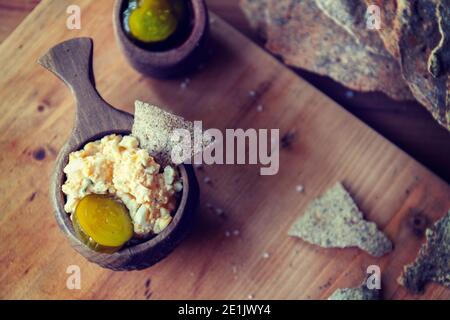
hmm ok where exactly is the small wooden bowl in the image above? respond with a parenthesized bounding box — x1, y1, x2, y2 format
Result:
(38, 37, 199, 271)
(113, 0, 209, 78)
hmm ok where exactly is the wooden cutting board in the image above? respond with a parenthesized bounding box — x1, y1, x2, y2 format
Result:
(0, 0, 449, 300)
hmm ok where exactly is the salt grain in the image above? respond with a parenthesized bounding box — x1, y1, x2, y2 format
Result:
(296, 185, 304, 193)
(180, 78, 190, 90)
(256, 104, 264, 112)
(248, 294, 255, 299)
(248, 90, 256, 97)
(203, 176, 211, 184)
(345, 90, 355, 98)
(233, 229, 240, 236)
(262, 252, 270, 259)
(215, 208, 224, 216)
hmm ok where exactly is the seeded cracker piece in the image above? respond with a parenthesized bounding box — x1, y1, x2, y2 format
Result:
(328, 282, 381, 300)
(428, 0, 450, 78)
(397, 0, 450, 131)
(239, 0, 270, 39)
(398, 211, 450, 294)
(132, 100, 212, 167)
(362, 0, 450, 131)
(288, 182, 392, 257)
(314, 0, 391, 58)
(363, 0, 404, 59)
(264, 0, 412, 101)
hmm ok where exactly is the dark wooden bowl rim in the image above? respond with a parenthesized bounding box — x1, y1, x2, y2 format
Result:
(113, 0, 207, 66)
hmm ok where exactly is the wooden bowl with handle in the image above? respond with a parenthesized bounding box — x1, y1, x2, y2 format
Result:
(112, 0, 209, 78)
(38, 37, 199, 271)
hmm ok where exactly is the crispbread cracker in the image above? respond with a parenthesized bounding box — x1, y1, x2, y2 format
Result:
(398, 211, 450, 294)
(289, 182, 393, 257)
(264, 0, 412, 101)
(397, 0, 450, 131)
(363, 0, 404, 59)
(314, 0, 391, 58)
(132, 100, 212, 167)
(428, 0, 450, 78)
(241, 0, 450, 130)
(328, 281, 380, 300)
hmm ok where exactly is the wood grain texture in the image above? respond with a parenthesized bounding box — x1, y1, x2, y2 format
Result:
(39, 37, 199, 270)
(0, 0, 41, 43)
(0, 0, 449, 299)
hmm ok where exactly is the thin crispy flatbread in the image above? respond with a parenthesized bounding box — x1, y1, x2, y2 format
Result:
(132, 100, 212, 167)
(399, 211, 450, 294)
(363, 0, 405, 59)
(289, 182, 393, 257)
(241, 0, 450, 130)
(328, 281, 381, 300)
(263, 0, 412, 100)
(314, 0, 390, 58)
(397, 0, 450, 130)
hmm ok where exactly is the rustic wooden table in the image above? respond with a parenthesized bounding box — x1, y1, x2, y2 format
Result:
(1, 0, 450, 300)
(1, 0, 449, 183)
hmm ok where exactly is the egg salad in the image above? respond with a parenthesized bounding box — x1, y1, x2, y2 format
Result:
(62, 134, 182, 236)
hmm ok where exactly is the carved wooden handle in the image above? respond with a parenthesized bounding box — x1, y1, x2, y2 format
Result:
(38, 37, 133, 143)
(38, 37, 97, 98)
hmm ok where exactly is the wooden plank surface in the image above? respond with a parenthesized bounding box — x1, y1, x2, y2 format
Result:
(0, 0, 449, 299)
(0, 0, 40, 43)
